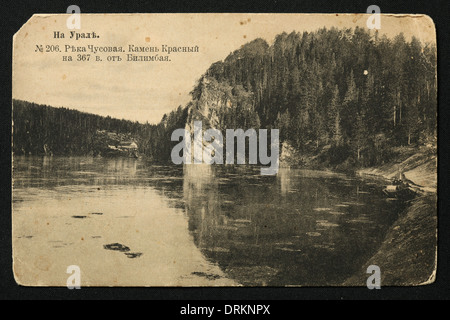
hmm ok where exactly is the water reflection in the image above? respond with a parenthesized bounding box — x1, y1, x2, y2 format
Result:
(13, 156, 407, 286)
(181, 166, 404, 286)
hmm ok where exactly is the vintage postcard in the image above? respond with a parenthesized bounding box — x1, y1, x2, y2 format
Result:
(12, 13, 437, 287)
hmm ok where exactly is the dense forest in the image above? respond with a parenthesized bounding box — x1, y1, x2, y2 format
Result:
(13, 27, 437, 169)
(12, 100, 187, 161)
(192, 27, 437, 168)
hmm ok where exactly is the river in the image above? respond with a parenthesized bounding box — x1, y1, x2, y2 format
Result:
(12, 156, 408, 286)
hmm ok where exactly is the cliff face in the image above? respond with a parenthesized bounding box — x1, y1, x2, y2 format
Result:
(185, 77, 258, 133)
(184, 38, 267, 134)
(180, 76, 257, 164)
(185, 77, 233, 132)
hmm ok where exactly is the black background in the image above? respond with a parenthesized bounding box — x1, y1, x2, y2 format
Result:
(0, 0, 449, 304)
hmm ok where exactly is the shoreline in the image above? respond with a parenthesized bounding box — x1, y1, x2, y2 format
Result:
(343, 147, 437, 286)
(356, 146, 437, 193)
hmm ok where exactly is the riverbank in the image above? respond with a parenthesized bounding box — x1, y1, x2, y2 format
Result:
(344, 146, 437, 286)
(356, 145, 437, 193)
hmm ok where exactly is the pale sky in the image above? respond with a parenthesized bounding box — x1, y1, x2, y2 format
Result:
(13, 14, 435, 124)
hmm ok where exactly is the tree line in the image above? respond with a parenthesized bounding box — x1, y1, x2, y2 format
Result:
(12, 100, 187, 161)
(199, 27, 436, 168)
(13, 27, 436, 169)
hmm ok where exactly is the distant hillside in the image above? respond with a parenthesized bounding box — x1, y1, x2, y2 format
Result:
(12, 99, 189, 161)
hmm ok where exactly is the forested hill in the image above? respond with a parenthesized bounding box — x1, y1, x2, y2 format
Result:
(184, 27, 437, 169)
(12, 100, 187, 160)
(13, 27, 437, 169)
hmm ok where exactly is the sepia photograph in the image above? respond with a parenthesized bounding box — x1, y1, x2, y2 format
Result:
(11, 13, 437, 287)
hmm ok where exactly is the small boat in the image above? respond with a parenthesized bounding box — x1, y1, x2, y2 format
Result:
(382, 178, 415, 199)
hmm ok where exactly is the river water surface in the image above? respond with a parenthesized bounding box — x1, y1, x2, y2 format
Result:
(12, 156, 407, 286)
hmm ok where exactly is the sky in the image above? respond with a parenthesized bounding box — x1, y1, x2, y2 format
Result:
(13, 14, 436, 124)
